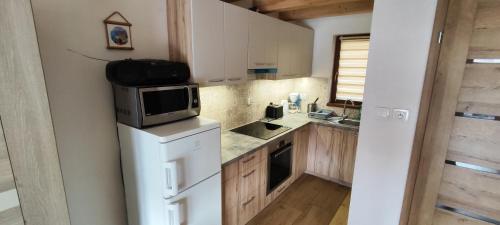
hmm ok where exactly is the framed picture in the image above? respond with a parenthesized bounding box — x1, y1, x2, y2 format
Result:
(104, 11, 134, 50)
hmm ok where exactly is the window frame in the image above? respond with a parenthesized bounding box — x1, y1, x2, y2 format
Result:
(327, 33, 370, 109)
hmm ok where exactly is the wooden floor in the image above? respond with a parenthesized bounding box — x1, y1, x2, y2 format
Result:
(329, 192, 351, 225)
(247, 174, 350, 225)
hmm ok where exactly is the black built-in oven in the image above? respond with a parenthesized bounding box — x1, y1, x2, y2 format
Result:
(267, 134, 293, 194)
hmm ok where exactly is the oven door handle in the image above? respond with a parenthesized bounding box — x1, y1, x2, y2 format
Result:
(272, 144, 292, 158)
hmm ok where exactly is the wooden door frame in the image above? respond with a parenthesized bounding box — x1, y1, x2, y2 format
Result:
(0, 0, 71, 225)
(400, 0, 481, 225)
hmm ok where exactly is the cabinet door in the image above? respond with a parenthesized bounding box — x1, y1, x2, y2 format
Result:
(340, 130, 358, 184)
(314, 125, 335, 177)
(248, 12, 279, 69)
(223, 162, 239, 225)
(277, 21, 293, 77)
(224, 3, 248, 84)
(191, 0, 225, 84)
(301, 28, 314, 77)
(328, 128, 345, 180)
(292, 125, 310, 181)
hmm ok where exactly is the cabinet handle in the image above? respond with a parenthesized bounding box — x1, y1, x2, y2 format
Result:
(208, 78, 225, 83)
(242, 155, 255, 164)
(228, 78, 242, 81)
(242, 169, 256, 178)
(242, 196, 255, 207)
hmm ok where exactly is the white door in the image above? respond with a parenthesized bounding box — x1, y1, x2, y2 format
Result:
(248, 12, 279, 69)
(191, 0, 225, 84)
(224, 3, 249, 84)
(160, 128, 221, 198)
(163, 173, 222, 225)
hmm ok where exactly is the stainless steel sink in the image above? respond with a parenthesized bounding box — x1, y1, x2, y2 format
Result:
(339, 119, 361, 126)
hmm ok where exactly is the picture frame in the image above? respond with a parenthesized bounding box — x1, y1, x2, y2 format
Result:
(104, 11, 134, 50)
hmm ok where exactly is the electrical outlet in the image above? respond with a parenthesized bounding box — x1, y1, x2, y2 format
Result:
(247, 97, 253, 106)
(393, 109, 409, 121)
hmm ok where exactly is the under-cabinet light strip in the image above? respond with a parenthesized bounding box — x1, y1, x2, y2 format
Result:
(445, 160, 500, 175)
(436, 204, 500, 225)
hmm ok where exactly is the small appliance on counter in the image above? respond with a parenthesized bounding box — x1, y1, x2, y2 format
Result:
(106, 59, 200, 128)
(266, 103, 284, 119)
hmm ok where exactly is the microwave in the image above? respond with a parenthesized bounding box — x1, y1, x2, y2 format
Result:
(112, 84, 200, 128)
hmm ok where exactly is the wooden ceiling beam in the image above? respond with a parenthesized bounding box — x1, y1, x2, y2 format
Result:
(255, 0, 361, 13)
(279, 0, 373, 21)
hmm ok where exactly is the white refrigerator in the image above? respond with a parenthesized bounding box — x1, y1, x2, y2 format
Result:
(118, 117, 222, 225)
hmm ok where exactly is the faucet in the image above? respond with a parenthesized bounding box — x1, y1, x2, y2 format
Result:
(342, 99, 355, 119)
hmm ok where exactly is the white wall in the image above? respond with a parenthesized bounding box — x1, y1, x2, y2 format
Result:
(348, 1, 438, 225)
(30, 0, 168, 225)
(302, 13, 372, 78)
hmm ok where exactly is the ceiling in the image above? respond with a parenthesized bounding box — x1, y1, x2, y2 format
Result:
(223, 0, 374, 21)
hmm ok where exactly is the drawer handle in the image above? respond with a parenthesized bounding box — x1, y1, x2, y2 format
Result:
(242, 155, 255, 164)
(208, 78, 225, 83)
(242, 196, 255, 207)
(228, 78, 242, 81)
(243, 169, 256, 178)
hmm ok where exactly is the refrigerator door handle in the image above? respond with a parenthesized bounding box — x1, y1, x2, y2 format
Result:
(166, 203, 181, 225)
(163, 161, 179, 197)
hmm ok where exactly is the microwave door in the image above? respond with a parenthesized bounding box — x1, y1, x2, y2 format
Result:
(139, 86, 191, 126)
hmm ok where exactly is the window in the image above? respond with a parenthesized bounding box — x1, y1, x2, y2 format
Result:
(328, 34, 370, 108)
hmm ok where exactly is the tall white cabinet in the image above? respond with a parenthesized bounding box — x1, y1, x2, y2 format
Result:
(190, 0, 248, 85)
(224, 3, 249, 84)
(248, 11, 280, 69)
(190, 0, 225, 84)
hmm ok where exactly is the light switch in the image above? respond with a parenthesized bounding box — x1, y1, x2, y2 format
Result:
(393, 109, 410, 121)
(375, 107, 391, 119)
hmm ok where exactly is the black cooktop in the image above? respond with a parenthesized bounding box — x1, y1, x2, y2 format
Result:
(231, 121, 291, 140)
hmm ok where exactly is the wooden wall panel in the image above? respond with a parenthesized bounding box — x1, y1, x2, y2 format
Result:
(447, 117, 500, 170)
(408, 1, 479, 224)
(468, 0, 500, 58)
(457, 64, 500, 115)
(0, 0, 70, 224)
(0, 207, 24, 225)
(438, 164, 500, 221)
(433, 208, 493, 225)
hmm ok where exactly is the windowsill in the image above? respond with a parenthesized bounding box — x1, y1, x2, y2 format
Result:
(327, 102, 362, 109)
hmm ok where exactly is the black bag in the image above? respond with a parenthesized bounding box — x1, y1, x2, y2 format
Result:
(106, 59, 190, 86)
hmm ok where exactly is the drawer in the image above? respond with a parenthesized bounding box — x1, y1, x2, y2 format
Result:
(238, 150, 261, 173)
(238, 192, 259, 225)
(239, 163, 260, 201)
(223, 161, 239, 182)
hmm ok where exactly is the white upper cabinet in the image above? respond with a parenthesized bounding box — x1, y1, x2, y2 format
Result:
(277, 21, 314, 78)
(190, 0, 225, 84)
(277, 21, 294, 77)
(224, 3, 249, 84)
(248, 12, 279, 69)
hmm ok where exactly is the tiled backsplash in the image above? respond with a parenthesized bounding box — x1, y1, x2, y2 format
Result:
(199, 77, 360, 130)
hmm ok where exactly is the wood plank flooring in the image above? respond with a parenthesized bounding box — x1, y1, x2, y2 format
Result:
(329, 192, 351, 225)
(247, 174, 349, 225)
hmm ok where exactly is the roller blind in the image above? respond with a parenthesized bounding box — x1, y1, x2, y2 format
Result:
(335, 36, 370, 102)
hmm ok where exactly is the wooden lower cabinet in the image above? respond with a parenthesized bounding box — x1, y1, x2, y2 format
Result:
(307, 124, 359, 185)
(222, 125, 356, 224)
(223, 147, 267, 225)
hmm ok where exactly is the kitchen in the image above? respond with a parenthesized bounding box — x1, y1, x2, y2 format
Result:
(3, 1, 499, 225)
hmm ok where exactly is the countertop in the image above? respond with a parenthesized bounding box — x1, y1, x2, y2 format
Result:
(221, 113, 359, 166)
